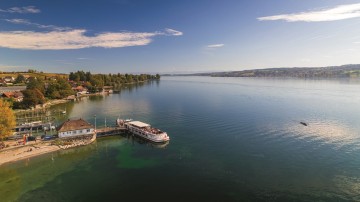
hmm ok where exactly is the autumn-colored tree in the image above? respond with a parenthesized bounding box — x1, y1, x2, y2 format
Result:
(22, 89, 46, 108)
(0, 99, 16, 140)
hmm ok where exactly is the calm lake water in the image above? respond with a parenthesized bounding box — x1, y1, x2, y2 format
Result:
(1, 76, 360, 201)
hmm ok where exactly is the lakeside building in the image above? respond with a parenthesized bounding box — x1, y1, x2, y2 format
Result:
(72, 86, 88, 96)
(102, 86, 113, 94)
(1, 91, 24, 102)
(4, 76, 15, 83)
(56, 118, 95, 138)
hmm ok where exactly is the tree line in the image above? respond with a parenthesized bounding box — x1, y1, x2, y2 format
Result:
(69, 71, 160, 87)
(13, 76, 74, 109)
(3, 71, 160, 109)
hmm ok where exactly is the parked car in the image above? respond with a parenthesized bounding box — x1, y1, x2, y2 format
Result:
(43, 136, 55, 141)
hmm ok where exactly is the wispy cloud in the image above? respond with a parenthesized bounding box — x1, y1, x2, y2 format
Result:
(258, 3, 360, 22)
(0, 28, 183, 50)
(207, 44, 224, 48)
(5, 18, 30, 24)
(5, 18, 71, 31)
(0, 6, 40, 14)
(164, 28, 183, 36)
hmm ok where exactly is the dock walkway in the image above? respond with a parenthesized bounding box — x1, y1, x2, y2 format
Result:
(96, 126, 127, 138)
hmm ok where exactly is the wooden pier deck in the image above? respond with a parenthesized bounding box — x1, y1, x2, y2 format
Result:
(96, 126, 127, 138)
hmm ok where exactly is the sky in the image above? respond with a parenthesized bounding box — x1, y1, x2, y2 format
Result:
(1, 0, 360, 73)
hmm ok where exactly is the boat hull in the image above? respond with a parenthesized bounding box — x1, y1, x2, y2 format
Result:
(126, 125, 170, 143)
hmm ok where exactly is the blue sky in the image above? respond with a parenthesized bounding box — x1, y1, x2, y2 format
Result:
(1, 0, 360, 73)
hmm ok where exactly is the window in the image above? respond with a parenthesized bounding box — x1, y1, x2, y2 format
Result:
(87, 129, 90, 132)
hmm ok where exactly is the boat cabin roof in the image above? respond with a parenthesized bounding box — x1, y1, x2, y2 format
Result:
(128, 121, 150, 128)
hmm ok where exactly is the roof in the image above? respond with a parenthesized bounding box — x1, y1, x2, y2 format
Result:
(2, 91, 24, 98)
(2, 92, 13, 98)
(13, 91, 23, 98)
(73, 86, 85, 91)
(128, 121, 150, 128)
(57, 118, 93, 132)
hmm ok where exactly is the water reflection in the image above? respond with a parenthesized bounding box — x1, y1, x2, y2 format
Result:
(88, 95, 104, 102)
(116, 80, 154, 94)
(121, 133, 169, 149)
(0, 143, 98, 201)
(285, 119, 358, 149)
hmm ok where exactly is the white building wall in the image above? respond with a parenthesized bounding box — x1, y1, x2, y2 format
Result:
(58, 128, 95, 138)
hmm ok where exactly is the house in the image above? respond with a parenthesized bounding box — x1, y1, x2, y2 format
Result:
(56, 118, 95, 138)
(1, 91, 24, 102)
(102, 86, 113, 94)
(25, 76, 37, 83)
(72, 86, 88, 96)
(4, 76, 15, 83)
(23, 75, 31, 80)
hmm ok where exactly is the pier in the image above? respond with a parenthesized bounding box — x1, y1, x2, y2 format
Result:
(96, 126, 127, 138)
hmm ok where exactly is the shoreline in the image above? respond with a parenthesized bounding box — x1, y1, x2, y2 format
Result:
(12, 80, 156, 114)
(0, 134, 96, 166)
(14, 99, 71, 114)
(0, 142, 60, 166)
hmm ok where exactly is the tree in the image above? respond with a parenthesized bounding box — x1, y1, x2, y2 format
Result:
(15, 74, 26, 84)
(27, 77, 45, 94)
(0, 99, 16, 140)
(22, 89, 45, 108)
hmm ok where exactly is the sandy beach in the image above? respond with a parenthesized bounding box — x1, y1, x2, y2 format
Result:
(0, 141, 60, 166)
(0, 134, 97, 166)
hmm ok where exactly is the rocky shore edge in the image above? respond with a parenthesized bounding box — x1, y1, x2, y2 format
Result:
(0, 134, 96, 166)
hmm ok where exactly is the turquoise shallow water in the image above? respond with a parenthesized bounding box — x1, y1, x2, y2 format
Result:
(1, 76, 360, 201)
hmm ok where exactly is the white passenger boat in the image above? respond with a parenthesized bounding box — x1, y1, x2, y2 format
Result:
(117, 119, 170, 143)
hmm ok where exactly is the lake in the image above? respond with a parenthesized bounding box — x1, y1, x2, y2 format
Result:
(1, 76, 360, 201)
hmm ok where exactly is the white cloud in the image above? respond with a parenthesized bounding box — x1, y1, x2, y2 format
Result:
(5, 18, 71, 31)
(0, 6, 40, 14)
(164, 28, 183, 36)
(5, 18, 30, 24)
(0, 28, 183, 50)
(207, 44, 224, 48)
(258, 3, 360, 22)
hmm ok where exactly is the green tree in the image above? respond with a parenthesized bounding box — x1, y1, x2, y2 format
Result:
(0, 99, 16, 140)
(22, 89, 45, 108)
(85, 71, 92, 81)
(45, 77, 74, 99)
(27, 77, 45, 94)
(15, 74, 26, 84)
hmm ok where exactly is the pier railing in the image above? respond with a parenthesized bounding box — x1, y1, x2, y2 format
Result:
(96, 126, 127, 138)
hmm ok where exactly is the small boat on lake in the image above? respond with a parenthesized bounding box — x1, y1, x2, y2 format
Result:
(116, 118, 169, 143)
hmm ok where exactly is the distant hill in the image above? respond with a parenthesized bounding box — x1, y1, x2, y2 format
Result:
(194, 64, 360, 78)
